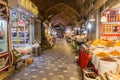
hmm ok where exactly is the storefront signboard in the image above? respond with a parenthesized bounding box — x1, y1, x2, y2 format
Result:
(18, 0, 38, 15)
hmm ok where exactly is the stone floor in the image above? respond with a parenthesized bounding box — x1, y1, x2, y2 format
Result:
(7, 40, 82, 80)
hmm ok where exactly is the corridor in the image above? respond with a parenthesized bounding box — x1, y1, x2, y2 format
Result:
(9, 40, 82, 80)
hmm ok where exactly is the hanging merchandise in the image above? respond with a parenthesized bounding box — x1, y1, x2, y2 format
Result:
(89, 15, 95, 22)
(101, 15, 107, 22)
(89, 0, 95, 22)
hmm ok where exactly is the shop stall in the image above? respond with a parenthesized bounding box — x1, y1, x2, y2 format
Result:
(0, 0, 12, 72)
(82, 6, 120, 80)
(8, 0, 39, 69)
(71, 27, 85, 48)
(91, 4, 120, 79)
(78, 2, 120, 80)
(101, 10, 120, 40)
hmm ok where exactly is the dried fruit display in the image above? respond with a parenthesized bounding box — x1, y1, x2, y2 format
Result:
(114, 41, 120, 46)
(109, 50, 120, 56)
(96, 52, 109, 58)
(100, 57, 116, 62)
(92, 39, 101, 46)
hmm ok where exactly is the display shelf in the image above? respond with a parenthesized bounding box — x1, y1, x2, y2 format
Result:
(11, 31, 28, 32)
(102, 22, 120, 24)
(101, 33, 120, 36)
(13, 43, 24, 45)
(102, 32, 120, 34)
(13, 44, 27, 46)
(10, 10, 30, 49)
(12, 37, 28, 39)
(12, 40, 25, 41)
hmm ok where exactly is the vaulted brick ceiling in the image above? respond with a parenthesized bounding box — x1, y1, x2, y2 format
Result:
(32, 0, 94, 26)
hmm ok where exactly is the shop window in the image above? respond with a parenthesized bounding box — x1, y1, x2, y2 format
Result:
(0, 20, 8, 53)
(10, 10, 31, 48)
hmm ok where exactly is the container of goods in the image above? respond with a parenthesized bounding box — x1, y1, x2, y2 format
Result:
(103, 72, 120, 80)
(26, 58, 34, 64)
(83, 68, 97, 80)
(84, 72, 97, 80)
(94, 52, 109, 69)
(98, 57, 117, 75)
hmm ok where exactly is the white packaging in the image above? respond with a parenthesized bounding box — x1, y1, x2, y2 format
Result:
(94, 56, 100, 70)
(98, 60, 118, 75)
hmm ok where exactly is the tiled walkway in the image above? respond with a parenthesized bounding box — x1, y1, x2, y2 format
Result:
(8, 40, 82, 80)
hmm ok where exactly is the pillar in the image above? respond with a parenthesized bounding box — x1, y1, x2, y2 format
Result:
(96, 10, 101, 39)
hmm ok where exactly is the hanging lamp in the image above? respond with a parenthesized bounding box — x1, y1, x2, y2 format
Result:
(89, 14, 95, 21)
(100, 0, 107, 22)
(89, 0, 95, 22)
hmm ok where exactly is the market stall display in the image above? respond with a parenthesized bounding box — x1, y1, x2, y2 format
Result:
(78, 37, 120, 79)
(90, 39, 120, 75)
(7, 0, 39, 71)
(12, 46, 34, 70)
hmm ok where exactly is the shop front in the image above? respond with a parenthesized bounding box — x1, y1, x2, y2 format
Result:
(9, 0, 38, 48)
(8, 0, 39, 69)
(77, 1, 120, 80)
(0, 0, 12, 72)
(100, 7, 120, 40)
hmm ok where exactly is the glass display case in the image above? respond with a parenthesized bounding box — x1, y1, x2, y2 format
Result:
(10, 10, 30, 49)
(0, 20, 8, 53)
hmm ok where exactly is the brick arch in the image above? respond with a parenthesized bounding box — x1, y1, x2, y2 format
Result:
(45, 3, 80, 18)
